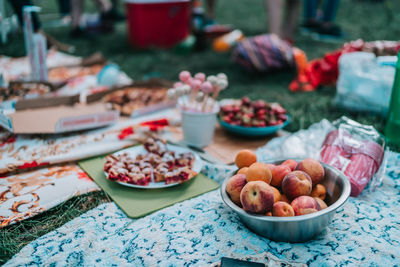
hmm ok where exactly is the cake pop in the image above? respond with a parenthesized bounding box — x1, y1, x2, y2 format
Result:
(174, 82, 184, 88)
(179, 71, 191, 83)
(194, 72, 206, 82)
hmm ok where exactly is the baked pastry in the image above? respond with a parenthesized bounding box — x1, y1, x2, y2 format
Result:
(104, 87, 169, 116)
(104, 137, 197, 186)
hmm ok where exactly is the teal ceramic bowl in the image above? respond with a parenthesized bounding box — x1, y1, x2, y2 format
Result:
(218, 115, 290, 137)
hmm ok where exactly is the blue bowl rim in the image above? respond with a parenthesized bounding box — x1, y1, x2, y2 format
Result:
(218, 115, 291, 133)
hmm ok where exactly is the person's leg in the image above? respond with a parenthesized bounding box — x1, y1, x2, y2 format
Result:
(7, 0, 41, 31)
(93, 0, 112, 13)
(205, 0, 215, 20)
(265, 0, 283, 37)
(321, 0, 340, 23)
(314, 0, 342, 38)
(58, 0, 71, 16)
(304, 0, 318, 20)
(70, 0, 83, 29)
(282, 0, 301, 41)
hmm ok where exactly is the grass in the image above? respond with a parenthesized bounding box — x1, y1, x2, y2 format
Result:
(1, 0, 400, 263)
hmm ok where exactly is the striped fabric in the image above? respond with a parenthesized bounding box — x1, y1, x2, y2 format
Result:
(232, 34, 295, 72)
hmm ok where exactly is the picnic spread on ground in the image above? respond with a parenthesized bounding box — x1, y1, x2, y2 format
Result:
(1, 1, 400, 266)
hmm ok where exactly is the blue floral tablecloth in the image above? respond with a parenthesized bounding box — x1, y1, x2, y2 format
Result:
(5, 120, 400, 266)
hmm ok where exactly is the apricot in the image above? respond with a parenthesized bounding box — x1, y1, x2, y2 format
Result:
(226, 174, 247, 206)
(291, 196, 321, 216)
(282, 159, 298, 171)
(280, 194, 291, 204)
(282, 171, 312, 200)
(270, 165, 291, 188)
(271, 186, 281, 203)
(237, 167, 249, 175)
(273, 201, 295, 217)
(235, 149, 257, 168)
(311, 184, 326, 200)
(314, 197, 328, 209)
(246, 162, 272, 184)
(296, 158, 325, 186)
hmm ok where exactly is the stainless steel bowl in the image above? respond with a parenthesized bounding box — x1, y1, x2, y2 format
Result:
(220, 159, 351, 242)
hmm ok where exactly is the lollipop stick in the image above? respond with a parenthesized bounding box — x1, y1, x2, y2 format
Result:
(202, 94, 209, 112)
(212, 89, 220, 101)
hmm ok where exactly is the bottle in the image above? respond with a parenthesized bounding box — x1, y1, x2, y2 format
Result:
(384, 51, 400, 145)
(213, 29, 244, 53)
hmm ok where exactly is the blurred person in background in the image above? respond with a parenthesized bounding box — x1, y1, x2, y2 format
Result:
(70, 0, 125, 37)
(194, 0, 301, 43)
(7, 0, 73, 52)
(301, 0, 343, 39)
(265, 0, 301, 44)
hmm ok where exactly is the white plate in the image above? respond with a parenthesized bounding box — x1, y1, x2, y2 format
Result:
(106, 144, 203, 189)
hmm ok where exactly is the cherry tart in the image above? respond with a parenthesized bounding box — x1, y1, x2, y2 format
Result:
(104, 137, 197, 186)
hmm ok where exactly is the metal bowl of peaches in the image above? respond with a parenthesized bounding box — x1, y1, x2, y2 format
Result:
(220, 159, 351, 242)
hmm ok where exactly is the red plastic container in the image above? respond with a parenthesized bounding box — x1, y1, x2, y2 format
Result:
(125, 0, 190, 48)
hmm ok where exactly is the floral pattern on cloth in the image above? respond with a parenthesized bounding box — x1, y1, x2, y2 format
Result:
(0, 109, 181, 175)
(0, 164, 100, 228)
(5, 152, 400, 266)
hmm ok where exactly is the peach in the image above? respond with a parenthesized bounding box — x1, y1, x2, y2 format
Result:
(282, 159, 298, 171)
(235, 150, 257, 168)
(265, 163, 275, 170)
(246, 162, 272, 184)
(280, 194, 291, 204)
(272, 201, 295, 217)
(282, 171, 312, 200)
(291, 196, 321, 216)
(311, 184, 326, 200)
(226, 174, 247, 206)
(270, 165, 291, 188)
(265, 211, 272, 216)
(296, 158, 325, 186)
(240, 181, 275, 214)
(271, 186, 281, 202)
(237, 167, 248, 175)
(314, 197, 328, 210)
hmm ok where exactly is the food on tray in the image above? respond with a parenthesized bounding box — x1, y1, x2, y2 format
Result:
(226, 153, 329, 216)
(219, 97, 287, 127)
(0, 83, 52, 102)
(48, 64, 104, 82)
(104, 87, 169, 116)
(104, 137, 197, 186)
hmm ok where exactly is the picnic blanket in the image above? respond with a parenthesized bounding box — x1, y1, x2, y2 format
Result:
(0, 164, 99, 227)
(5, 120, 400, 266)
(0, 109, 180, 175)
(0, 109, 181, 227)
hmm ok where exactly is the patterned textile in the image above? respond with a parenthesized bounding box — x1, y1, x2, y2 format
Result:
(0, 164, 99, 228)
(232, 34, 295, 72)
(0, 109, 180, 175)
(5, 147, 400, 266)
(0, 51, 81, 83)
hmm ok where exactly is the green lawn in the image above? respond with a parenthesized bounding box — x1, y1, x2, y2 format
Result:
(1, 0, 399, 263)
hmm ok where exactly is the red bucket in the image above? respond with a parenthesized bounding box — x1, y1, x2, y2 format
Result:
(125, 0, 190, 48)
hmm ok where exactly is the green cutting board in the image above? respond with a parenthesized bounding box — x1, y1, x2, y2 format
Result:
(79, 156, 219, 218)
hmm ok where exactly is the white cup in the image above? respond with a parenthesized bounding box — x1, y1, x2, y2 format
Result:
(179, 102, 219, 148)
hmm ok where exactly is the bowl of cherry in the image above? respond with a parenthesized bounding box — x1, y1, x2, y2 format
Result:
(218, 97, 290, 137)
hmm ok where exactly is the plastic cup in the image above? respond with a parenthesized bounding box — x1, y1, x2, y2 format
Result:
(179, 102, 219, 148)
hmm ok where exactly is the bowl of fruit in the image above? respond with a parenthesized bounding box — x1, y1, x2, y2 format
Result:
(220, 150, 351, 242)
(218, 97, 290, 137)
